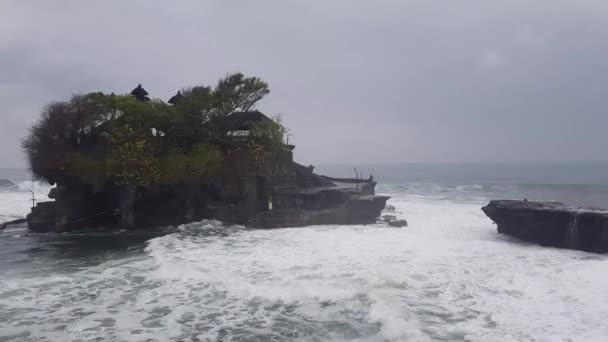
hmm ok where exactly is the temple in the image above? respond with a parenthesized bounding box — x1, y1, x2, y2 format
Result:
(130, 84, 150, 102)
(168, 90, 183, 105)
(28, 121, 387, 230)
(224, 111, 272, 138)
(22, 78, 389, 232)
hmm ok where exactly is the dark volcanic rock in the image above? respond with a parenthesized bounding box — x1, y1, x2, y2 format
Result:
(1, 218, 27, 230)
(27, 202, 57, 232)
(26, 147, 391, 231)
(388, 219, 408, 228)
(360, 182, 375, 196)
(482, 200, 608, 253)
(246, 209, 307, 228)
(382, 215, 397, 222)
(247, 194, 390, 229)
(342, 195, 390, 224)
(381, 215, 407, 227)
(320, 176, 376, 195)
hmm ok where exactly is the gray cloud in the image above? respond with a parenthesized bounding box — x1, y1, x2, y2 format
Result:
(2, 0, 608, 167)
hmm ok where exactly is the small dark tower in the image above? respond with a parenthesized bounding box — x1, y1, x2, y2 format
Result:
(130, 84, 150, 102)
(168, 90, 183, 105)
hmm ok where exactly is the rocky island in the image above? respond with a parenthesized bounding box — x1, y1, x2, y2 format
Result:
(21, 73, 389, 232)
(482, 200, 608, 253)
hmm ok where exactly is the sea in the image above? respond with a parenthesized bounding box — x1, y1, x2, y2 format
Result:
(2, 163, 608, 342)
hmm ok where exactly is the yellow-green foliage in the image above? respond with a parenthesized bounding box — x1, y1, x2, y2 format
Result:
(159, 149, 189, 184)
(22, 72, 280, 187)
(159, 144, 224, 184)
(247, 114, 288, 165)
(64, 152, 110, 189)
(247, 141, 267, 166)
(250, 114, 287, 149)
(187, 144, 224, 177)
(110, 129, 160, 187)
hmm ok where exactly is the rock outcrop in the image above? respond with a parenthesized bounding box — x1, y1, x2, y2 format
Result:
(27, 202, 57, 232)
(22, 82, 391, 232)
(26, 149, 389, 231)
(320, 176, 377, 195)
(482, 200, 608, 253)
(1, 218, 27, 230)
(388, 219, 408, 228)
(247, 193, 389, 228)
(381, 215, 407, 227)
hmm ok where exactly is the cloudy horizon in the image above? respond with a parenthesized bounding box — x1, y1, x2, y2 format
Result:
(2, 1, 608, 167)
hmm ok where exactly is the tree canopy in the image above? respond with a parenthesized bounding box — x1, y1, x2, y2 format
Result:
(22, 72, 285, 187)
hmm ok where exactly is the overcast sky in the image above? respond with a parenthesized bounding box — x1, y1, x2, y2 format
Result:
(2, 1, 608, 167)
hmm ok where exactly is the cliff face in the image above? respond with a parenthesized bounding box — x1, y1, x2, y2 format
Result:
(27, 148, 389, 231)
(248, 189, 389, 228)
(482, 200, 608, 253)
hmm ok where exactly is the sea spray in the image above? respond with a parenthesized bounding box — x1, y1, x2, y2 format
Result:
(2, 181, 608, 341)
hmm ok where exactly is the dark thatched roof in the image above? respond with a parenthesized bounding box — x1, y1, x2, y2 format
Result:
(131, 84, 148, 97)
(223, 111, 272, 130)
(130, 84, 150, 102)
(168, 91, 183, 105)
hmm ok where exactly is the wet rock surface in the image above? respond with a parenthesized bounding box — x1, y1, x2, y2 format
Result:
(0, 218, 27, 230)
(247, 194, 390, 228)
(482, 200, 608, 253)
(26, 154, 389, 231)
(27, 202, 57, 232)
(388, 219, 408, 227)
(381, 214, 407, 228)
(382, 215, 397, 222)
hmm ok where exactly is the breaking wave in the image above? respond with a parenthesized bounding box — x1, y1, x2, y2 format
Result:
(2, 189, 608, 341)
(0, 179, 52, 193)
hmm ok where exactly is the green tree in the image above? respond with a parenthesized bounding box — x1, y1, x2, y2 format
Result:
(22, 93, 114, 182)
(248, 114, 289, 165)
(158, 144, 224, 184)
(250, 114, 288, 148)
(211, 73, 270, 118)
(64, 152, 110, 190)
(22, 72, 278, 187)
(186, 143, 224, 177)
(22, 101, 73, 182)
(176, 73, 270, 134)
(109, 125, 160, 187)
(174, 86, 215, 138)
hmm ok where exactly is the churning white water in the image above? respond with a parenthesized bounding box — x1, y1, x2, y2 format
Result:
(2, 175, 608, 341)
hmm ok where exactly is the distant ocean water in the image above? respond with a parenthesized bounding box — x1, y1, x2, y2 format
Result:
(1, 163, 608, 341)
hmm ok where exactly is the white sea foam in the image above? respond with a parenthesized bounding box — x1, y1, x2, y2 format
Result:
(0, 190, 49, 222)
(2, 189, 608, 341)
(15, 180, 52, 193)
(0, 179, 51, 193)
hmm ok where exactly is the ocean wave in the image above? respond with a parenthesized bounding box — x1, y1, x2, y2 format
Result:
(2, 193, 608, 341)
(16, 180, 52, 193)
(0, 179, 52, 193)
(0, 179, 18, 192)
